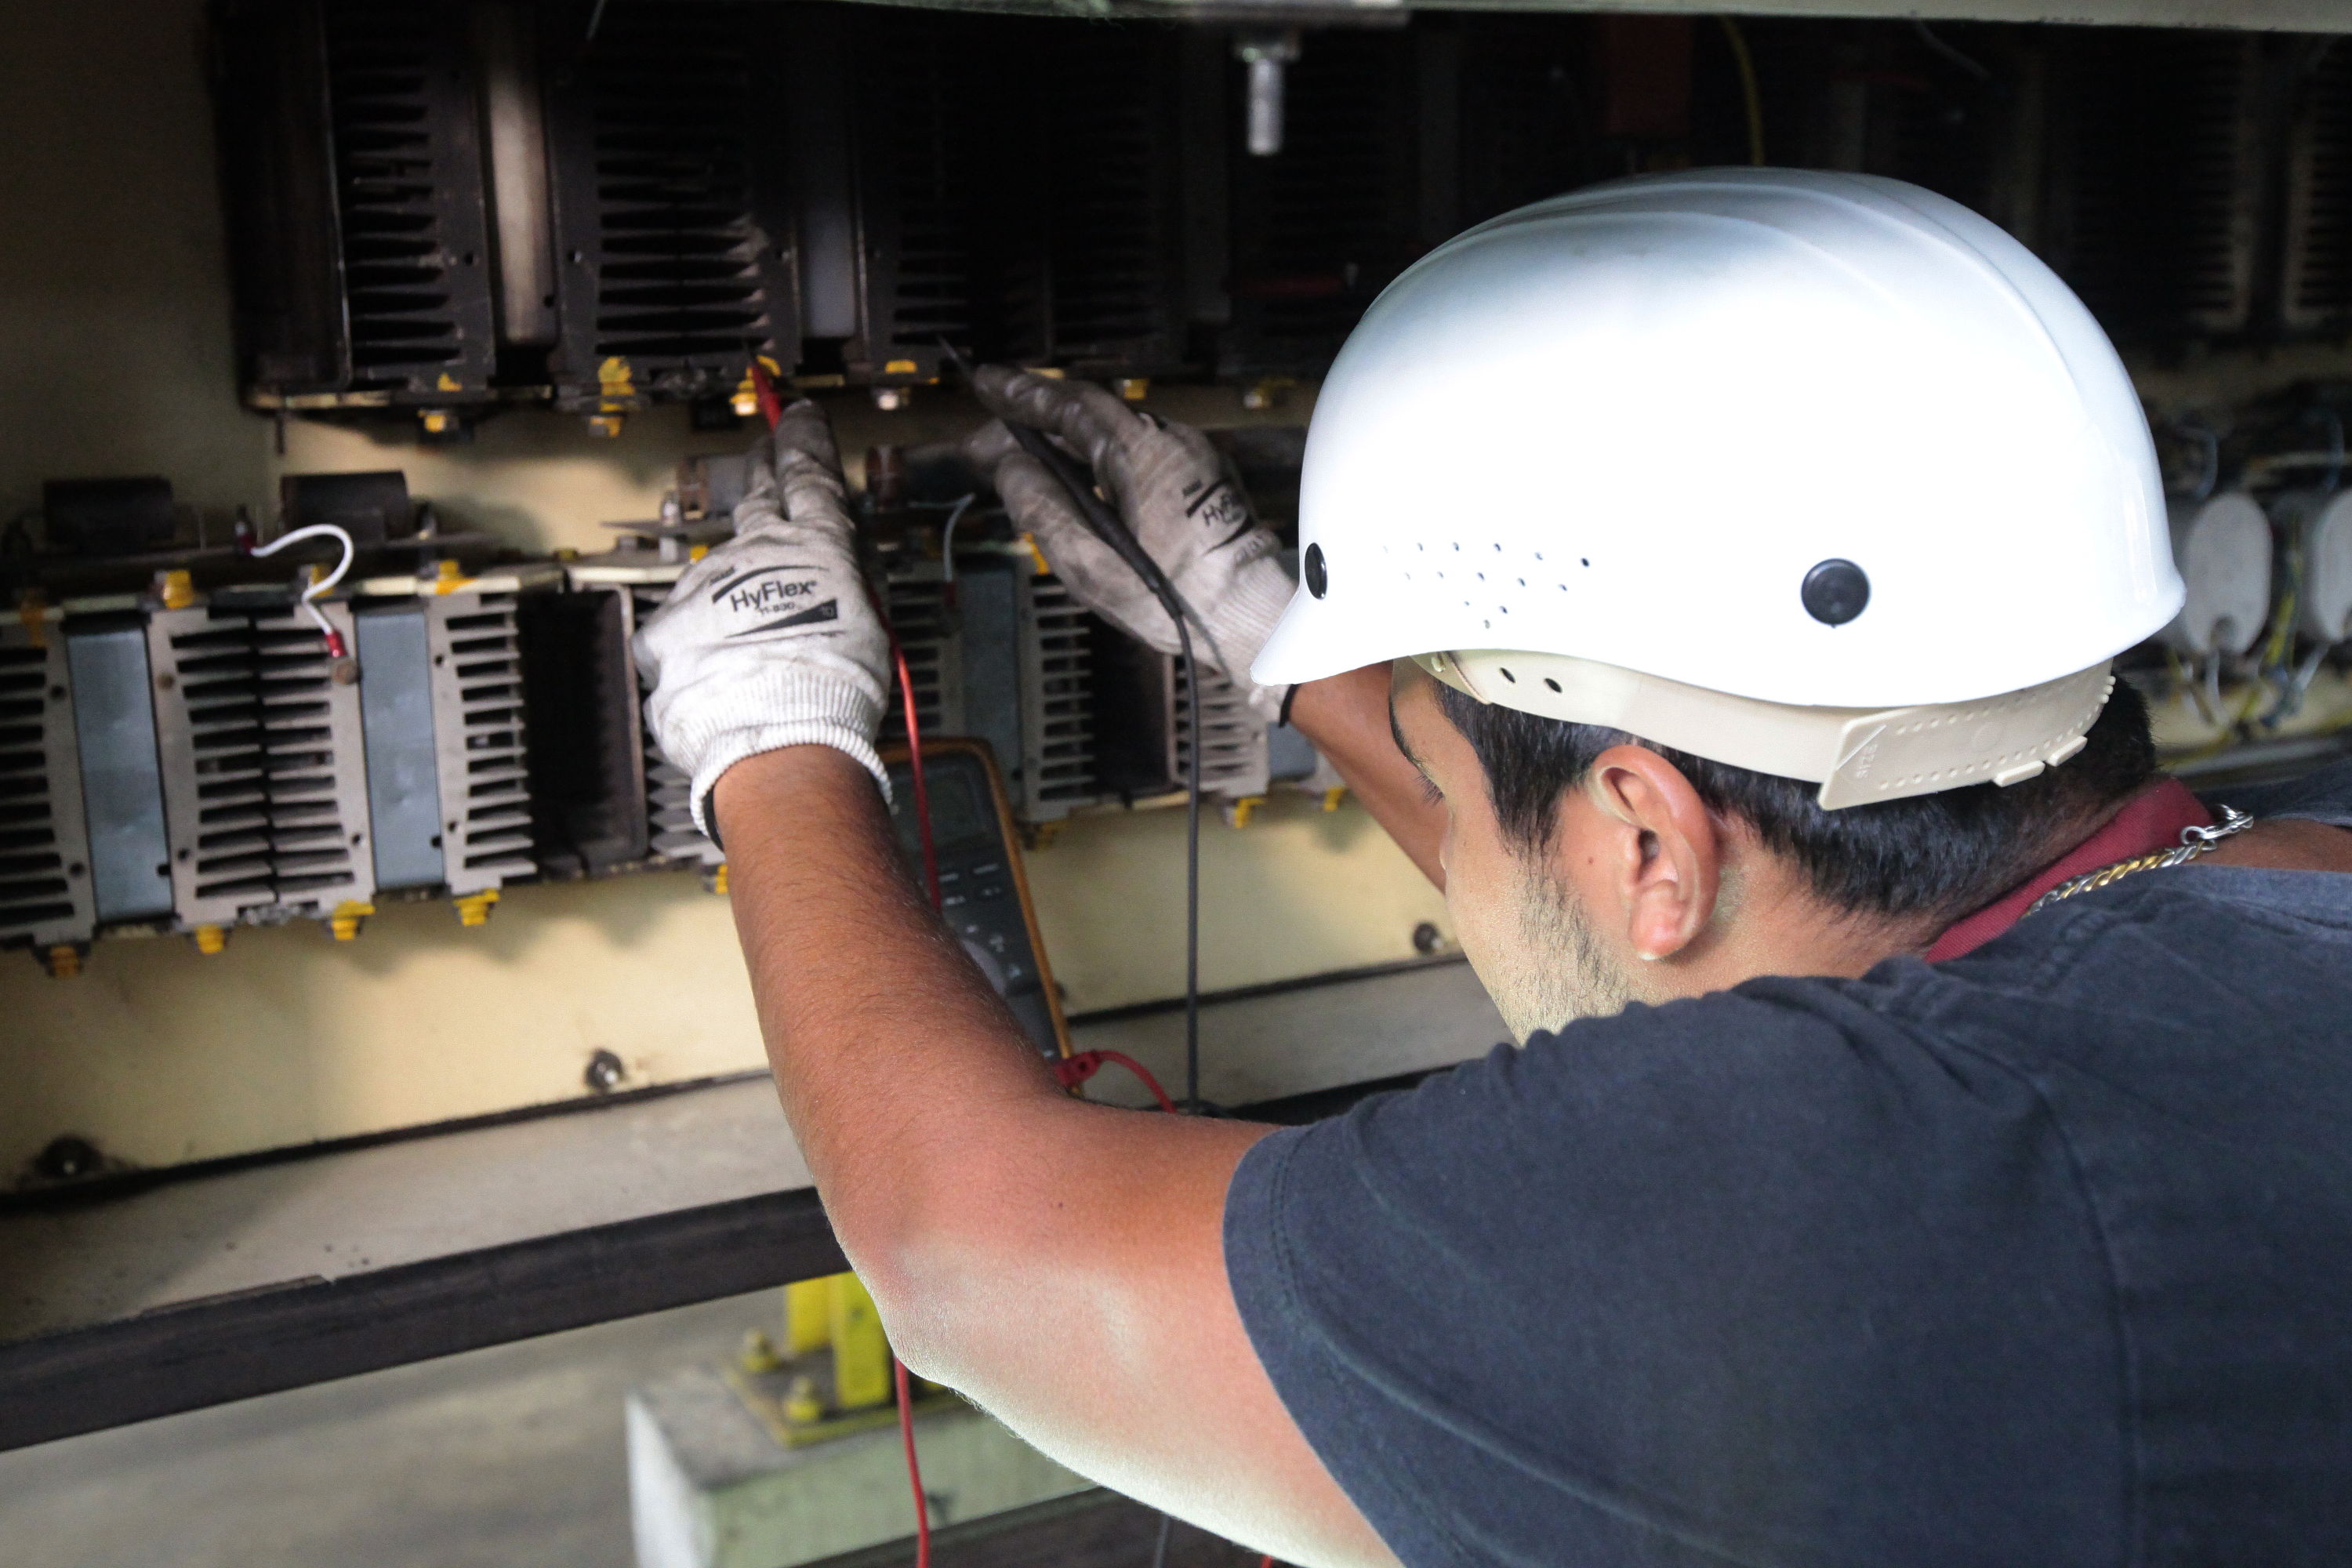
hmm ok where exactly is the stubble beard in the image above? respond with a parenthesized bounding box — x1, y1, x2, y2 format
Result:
(1491, 860, 1637, 1042)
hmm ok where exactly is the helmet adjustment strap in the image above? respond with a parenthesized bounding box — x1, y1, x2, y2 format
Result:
(1417, 651, 2114, 811)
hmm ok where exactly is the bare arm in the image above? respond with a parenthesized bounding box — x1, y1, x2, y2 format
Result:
(714, 746, 1397, 1568)
(1287, 663, 1446, 888)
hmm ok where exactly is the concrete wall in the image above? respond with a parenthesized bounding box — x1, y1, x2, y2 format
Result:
(0, 0, 1447, 1176)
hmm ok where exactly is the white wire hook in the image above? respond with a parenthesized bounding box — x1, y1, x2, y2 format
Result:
(249, 522, 356, 655)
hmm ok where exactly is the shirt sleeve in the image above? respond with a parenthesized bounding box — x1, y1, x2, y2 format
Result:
(1221, 976, 2126, 1568)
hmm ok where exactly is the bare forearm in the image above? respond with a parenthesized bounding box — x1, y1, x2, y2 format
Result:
(1287, 664, 1445, 887)
(713, 746, 1061, 1279)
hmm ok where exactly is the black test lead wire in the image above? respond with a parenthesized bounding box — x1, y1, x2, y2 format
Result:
(940, 347, 1208, 1110)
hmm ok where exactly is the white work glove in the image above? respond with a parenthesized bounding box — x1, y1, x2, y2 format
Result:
(634, 401, 891, 840)
(962, 367, 1294, 723)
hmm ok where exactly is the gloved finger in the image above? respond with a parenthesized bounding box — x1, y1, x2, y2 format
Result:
(971, 366, 1147, 473)
(962, 419, 1086, 528)
(766, 398, 854, 535)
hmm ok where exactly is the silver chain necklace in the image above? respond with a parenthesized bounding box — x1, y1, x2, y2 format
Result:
(2024, 804, 2256, 918)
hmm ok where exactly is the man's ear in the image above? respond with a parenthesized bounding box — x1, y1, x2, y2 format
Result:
(1569, 745, 1724, 963)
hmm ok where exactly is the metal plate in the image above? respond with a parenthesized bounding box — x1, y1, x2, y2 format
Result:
(64, 619, 173, 924)
(354, 602, 447, 891)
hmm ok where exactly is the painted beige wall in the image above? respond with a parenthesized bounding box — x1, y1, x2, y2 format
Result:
(0, 0, 1442, 1176)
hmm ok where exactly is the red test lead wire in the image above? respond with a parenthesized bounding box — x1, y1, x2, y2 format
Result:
(1052, 1050, 1180, 1116)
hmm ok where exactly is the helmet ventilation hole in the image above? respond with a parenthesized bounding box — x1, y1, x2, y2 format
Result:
(1543, 677, 1562, 693)
(1500, 667, 1516, 682)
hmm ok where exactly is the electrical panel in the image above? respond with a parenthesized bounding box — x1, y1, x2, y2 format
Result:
(216, 0, 499, 410)
(537, 1, 800, 419)
(2281, 39, 2352, 338)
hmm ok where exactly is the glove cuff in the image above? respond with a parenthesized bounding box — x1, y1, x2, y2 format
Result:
(672, 666, 891, 840)
(1217, 557, 1294, 683)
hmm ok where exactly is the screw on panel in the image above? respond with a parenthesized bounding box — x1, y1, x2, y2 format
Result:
(585, 1050, 626, 1093)
(32, 1135, 104, 1183)
(1412, 921, 1446, 956)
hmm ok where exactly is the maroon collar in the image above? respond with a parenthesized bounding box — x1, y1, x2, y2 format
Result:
(1925, 778, 2213, 963)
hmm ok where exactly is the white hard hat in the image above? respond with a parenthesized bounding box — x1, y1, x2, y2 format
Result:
(1253, 168, 2184, 808)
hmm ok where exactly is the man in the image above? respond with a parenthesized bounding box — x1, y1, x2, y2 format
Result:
(637, 170, 2352, 1566)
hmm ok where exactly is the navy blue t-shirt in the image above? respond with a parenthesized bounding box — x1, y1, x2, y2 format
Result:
(1225, 764, 2352, 1566)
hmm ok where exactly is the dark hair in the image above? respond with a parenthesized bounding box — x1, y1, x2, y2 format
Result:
(1433, 678, 2157, 923)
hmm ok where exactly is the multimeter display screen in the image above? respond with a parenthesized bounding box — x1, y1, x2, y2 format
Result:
(888, 757, 993, 855)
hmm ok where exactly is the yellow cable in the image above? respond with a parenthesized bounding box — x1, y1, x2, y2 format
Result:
(1718, 16, 1766, 166)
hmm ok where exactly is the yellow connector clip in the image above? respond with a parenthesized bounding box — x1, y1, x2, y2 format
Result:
(158, 569, 198, 611)
(432, 558, 476, 596)
(689, 543, 710, 562)
(453, 889, 501, 927)
(1322, 786, 1348, 813)
(44, 944, 80, 979)
(192, 924, 227, 956)
(1018, 532, 1051, 576)
(1226, 794, 1264, 829)
(18, 590, 48, 650)
(1112, 377, 1150, 402)
(710, 862, 729, 895)
(328, 900, 376, 941)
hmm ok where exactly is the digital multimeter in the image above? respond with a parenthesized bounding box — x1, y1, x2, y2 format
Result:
(881, 739, 1072, 1061)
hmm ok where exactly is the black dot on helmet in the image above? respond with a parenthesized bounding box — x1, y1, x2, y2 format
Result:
(1543, 677, 1562, 693)
(1305, 543, 1328, 599)
(1802, 559, 1870, 626)
(1500, 667, 1516, 683)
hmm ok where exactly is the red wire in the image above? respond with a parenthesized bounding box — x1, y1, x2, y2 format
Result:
(754, 364, 936, 1568)
(895, 1359, 933, 1566)
(1051, 1049, 1180, 1115)
(895, 633, 939, 906)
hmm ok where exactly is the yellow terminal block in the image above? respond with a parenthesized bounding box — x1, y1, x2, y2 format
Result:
(826, 1272, 892, 1413)
(784, 1277, 831, 1357)
(432, 557, 475, 596)
(328, 900, 376, 941)
(1226, 794, 1264, 829)
(45, 945, 80, 979)
(1112, 376, 1150, 401)
(158, 569, 198, 610)
(1018, 531, 1051, 576)
(191, 924, 227, 956)
(881, 358, 919, 376)
(1322, 786, 1348, 812)
(586, 413, 626, 439)
(689, 543, 710, 562)
(419, 409, 455, 436)
(453, 888, 500, 927)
